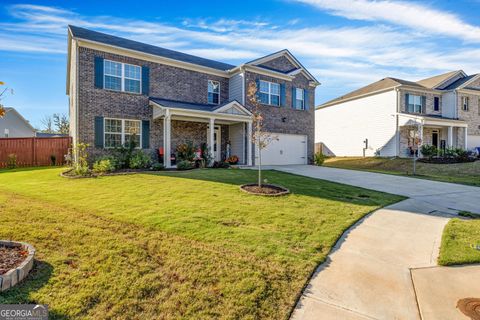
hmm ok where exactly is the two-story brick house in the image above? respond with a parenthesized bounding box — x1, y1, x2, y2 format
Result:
(67, 26, 320, 167)
(315, 70, 480, 157)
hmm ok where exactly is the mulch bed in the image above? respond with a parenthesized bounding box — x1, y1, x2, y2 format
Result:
(0, 245, 28, 275)
(240, 184, 290, 196)
(418, 157, 478, 164)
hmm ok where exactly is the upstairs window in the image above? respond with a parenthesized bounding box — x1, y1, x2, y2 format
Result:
(434, 97, 440, 111)
(259, 80, 280, 106)
(295, 88, 305, 110)
(104, 118, 141, 148)
(104, 60, 141, 94)
(208, 80, 220, 104)
(407, 94, 423, 113)
(462, 96, 469, 111)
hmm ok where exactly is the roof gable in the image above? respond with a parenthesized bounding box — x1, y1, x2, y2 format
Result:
(245, 49, 319, 85)
(416, 70, 466, 89)
(444, 74, 480, 90)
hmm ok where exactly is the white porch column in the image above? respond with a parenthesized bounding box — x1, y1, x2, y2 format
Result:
(247, 121, 253, 166)
(163, 110, 172, 168)
(209, 117, 215, 161)
(447, 126, 453, 147)
(464, 127, 468, 150)
(418, 123, 424, 157)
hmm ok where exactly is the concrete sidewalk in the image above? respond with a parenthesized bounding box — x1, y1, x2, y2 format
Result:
(268, 165, 480, 320)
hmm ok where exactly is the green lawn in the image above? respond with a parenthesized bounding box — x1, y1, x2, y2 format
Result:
(439, 218, 480, 266)
(0, 167, 402, 319)
(323, 157, 480, 187)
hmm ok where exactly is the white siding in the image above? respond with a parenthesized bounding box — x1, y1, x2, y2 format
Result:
(229, 73, 244, 104)
(315, 90, 398, 157)
(441, 91, 457, 119)
(229, 123, 245, 164)
(0, 109, 35, 138)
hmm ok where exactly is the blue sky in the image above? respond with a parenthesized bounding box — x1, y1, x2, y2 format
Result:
(1, 0, 480, 129)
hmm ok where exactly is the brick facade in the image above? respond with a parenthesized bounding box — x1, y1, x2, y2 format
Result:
(457, 93, 480, 136)
(258, 55, 296, 72)
(399, 89, 442, 116)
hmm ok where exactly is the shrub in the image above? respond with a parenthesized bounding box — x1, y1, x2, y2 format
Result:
(50, 154, 56, 166)
(200, 142, 212, 165)
(93, 158, 116, 175)
(212, 161, 230, 169)
(314, 152, 326, 166)
(420, 145, 437, 159)
(176, 142, 196, 162)
(150, 162, 165, 171)
(226, 155, 239, 164)
(129, 151, 152, 169)
(7, 154, 17, 169)
(177, 160, 194, 170)
(73, 142, 90, 176)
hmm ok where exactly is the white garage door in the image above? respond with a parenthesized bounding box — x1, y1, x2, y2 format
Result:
(468, 135, 480, 149)
(257, 133, 307, 165)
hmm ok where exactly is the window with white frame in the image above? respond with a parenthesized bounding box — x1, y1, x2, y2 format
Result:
(407, 94, 423, 113)
(104, 60, 141, 93)
(295, 88, 305, 110)
(208, 80, 220, 104)
(104, 118, 141, 148)
(259, 80, 280, 106)
(462, 96, 469, 111)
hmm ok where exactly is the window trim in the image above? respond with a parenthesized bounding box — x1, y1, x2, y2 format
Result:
(462, 96, 469, 111)
(407, 94, 423, 113)
(103, 59, 142, 94)
(104, 117, 142, 149)
(295, 88, 305, 110)
(207, 80, 220, 105)
(433, 96, 440, 111)
(259, 80, 280, 106)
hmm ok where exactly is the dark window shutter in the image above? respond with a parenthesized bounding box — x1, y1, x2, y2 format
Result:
(405, 93, 410, 112)
(421, 96, 426, 113)
(94, 57, 104, 89)
(142, 66, 150, 95)
(280, 83, 286, 107)
(292, 86, 296, 108)
(94, 116, 104, 148)
(304, 89, 309, 110)
(142, 120, 150, 149)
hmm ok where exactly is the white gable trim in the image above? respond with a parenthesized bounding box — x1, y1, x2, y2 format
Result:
(435, 70, 467, 89)
(213, 101, 252, 116)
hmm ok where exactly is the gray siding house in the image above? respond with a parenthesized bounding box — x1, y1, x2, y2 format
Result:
(0, 107, 36, 138)
(67, 26, 319, 167)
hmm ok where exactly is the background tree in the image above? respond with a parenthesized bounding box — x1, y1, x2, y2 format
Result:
(247, 81, 278, 187)
(0, 81, 13, 118)
(40, 113, 69, 134)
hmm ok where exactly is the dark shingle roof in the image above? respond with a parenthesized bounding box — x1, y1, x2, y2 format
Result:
(69, 25, 236, 71)
(443, 74, 479, 90)
(149, 97, 237, 112)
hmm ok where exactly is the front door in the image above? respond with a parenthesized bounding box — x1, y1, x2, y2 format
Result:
(207, 125, 221, 161)
(432, 130, 439, 148)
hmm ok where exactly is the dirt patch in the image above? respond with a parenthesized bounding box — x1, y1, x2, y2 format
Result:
(240, 184, 290, 196)
(0, 245, 28, 275)
(457, 298, 480, 320)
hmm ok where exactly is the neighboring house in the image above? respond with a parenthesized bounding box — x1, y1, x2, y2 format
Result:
(316, 70, 480, 157)
(36, 132, 69, 138)
(0, 107, 36, 138)
(66, 26, 320, 167)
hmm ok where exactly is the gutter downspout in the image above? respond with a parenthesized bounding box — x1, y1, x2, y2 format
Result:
(395, 86, 402, 157)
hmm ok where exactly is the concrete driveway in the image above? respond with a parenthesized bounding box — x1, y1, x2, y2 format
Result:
(268, 166, 480, 320)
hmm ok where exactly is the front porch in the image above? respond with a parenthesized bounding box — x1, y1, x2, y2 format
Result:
(399, 114, 468, 157)
(150, 98, 253, 168)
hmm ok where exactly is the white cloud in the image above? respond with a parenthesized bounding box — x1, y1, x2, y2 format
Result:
(1, 3, 479, 105)
(295, 0, 480, 42)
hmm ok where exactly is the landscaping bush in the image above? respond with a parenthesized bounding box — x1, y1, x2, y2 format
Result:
(150, 162, 165, 171)
(176, 142, 196, 162)
(177, 160, 194, 170)
(226, 155, 239, 164)
(420, 145, 437, 159)
(7, 154, 17, 169)
(73, 143, 90, 176)
(129, 151, 152, 169)
(212, 161, 230, 168)
(50, 154, 57, 166)
(314, 152, 326, 166)
(93, 158, 116, 175)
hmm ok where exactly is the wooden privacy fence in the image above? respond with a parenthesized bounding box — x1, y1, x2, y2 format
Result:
(0, 137, 72, 167)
